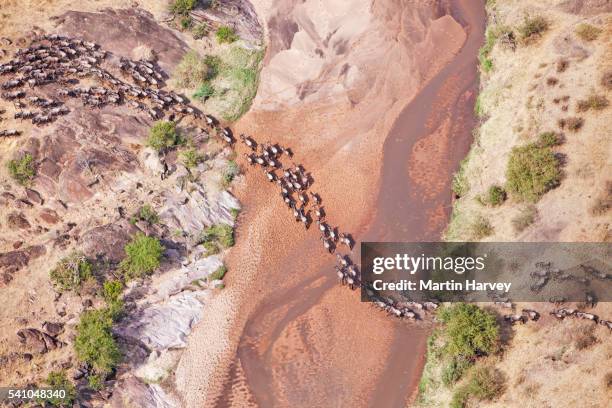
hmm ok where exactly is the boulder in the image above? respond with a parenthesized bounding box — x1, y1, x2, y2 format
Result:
(16, 328, 63, 354)
(81, 221, 137, 263)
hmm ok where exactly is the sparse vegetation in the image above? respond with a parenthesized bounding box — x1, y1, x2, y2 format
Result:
(482, 185, 506, 207)
(193, 23, 209, 39)
(216, 26, 238, 44)
(119, 233, 164, 279)
(230, 207, 240, 219)
(558, 116, 584, 132)
(102, 280, 124, 318)
(43, 370, 76, 406)
(49, 252, 94, 292)
(222, 160, 240, 186)
(471, 216, 494, 239)
(209, 265, 227, 281)
(452, 159, 470, 198)
(7, 153, 36, 185)
(575, 23, 602, 42)
(478, 28, 497, 73)
(512, 205, 537, 232)
(193, 82, 215, 100)
(518, 15, 548, 43)
(451, 366, 505, 408)
(131, 204, 159, 225)
(174, 51, 214, 88)
(199, 223, 234, 254)
(180, 15, 193, 30)
(590, 182, 612, 216)
(442, 356, 472, 387)
(148, 121, 181, 152)
(537, 131, 562, 147)
(602, 71, 612, 90)
(506, 142, 561, 202)
(181, 148, 205, 168)
(556, 58, 569, 73)
(576, 94, 609, 112)
(170, 0, 197, 15)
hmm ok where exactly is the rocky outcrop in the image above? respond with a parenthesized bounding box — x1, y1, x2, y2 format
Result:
(0, 245, 46, 285)
(16, 328, 63, 354)
(110, 376, 179, 408)
(191, 0, 264, 45)
(81, 221, 138, 264)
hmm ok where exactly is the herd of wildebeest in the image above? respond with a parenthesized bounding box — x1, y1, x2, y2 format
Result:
(0, 34, 610, 330)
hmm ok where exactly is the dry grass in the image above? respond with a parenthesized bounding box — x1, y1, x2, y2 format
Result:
(575, 23, 602, 42)
(131, 43, 155, 62)
(576, 94, 609, 112)
(558, 116, 584, 132)
(589, 181, 612, 216)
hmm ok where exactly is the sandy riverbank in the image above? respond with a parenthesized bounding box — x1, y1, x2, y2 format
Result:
(175, 0, 484, 406)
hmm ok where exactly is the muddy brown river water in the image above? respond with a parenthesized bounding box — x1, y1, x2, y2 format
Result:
(214, 0, 485, 406)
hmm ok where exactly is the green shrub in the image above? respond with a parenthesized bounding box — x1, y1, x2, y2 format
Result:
(170, 0, 197, 15)
(120, 233, 164, 279)
(49, 252, 93, 292)
(452, 365, 505, 407)
(209, 265, 227, 281)
(452, 158, 470, 197)
(537, 131, 562, 147)
(193, 82, 215, 100)
(216, 26, 238, 44)
(74, 309, 121, 377)
(148, 121, 180, 152)
(7, 153, 36, 185)
(483, 185, 506, 206)
(518, 15, 548, 42)
(87, 373, 104, 390)
(438, 304, 499, 359)
(506, 143, 561, 202)
(140, 204, 160, 224)
(180, 15, 193, 30)
(222, 160, 240, 186)
(230, 208, 240, 219)
(512, 205, 537, 232)
(102, 280, 124, 318)
(478, 28, 497, 72)
(204, 55, 221, 79)
(174, 51, 213, 88)
(181, 148, 205, 168)
(42, 371, 76, 406)
(200, 223, 234, 249)
(193, 23, 209, 39)
(575, 23, 602, 41)
(576, 94, 608, 112)
(442, 356, 473, 386)
(202, 240, 220, 255)
(471, 217, 494, 239)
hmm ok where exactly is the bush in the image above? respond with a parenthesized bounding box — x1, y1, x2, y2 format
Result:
(181, 148, 205, 168)
(200, 223, 234, 251)
(471, 217, 493, 239)
(483, 185, 506, 206)
(102, 280, 124, 318)
(506, 143, 561, 202)
(120, 233, 164, 279)
(222, 160, 240, 186)
(478, 28, 497, 72)
(180, 15, 193, 30)
(204, 55, 221, 79)
(170, 0, 197, 15)
(7, 153, 36, 185)
(174, 51, 213, 88)
(518, 15, 548, 42)
(442, 356, 473, 386)
(43, 371, 76, 406)
(216, 26, 238, 44)
(576, 94, 609, 112)
(74, 309, 121, 377)
(558, 116, 584, 132)
(575, 23, 602, 41)
(87, 373, 104, 390)
(148, 121, 180, 152)
(512, 205, 537, 232)
(438, 304, 499, 359)
(537, 132, 562, 147)
(50, 252, 93, 292)
(193, 82, 215, 101)
(209, 265, 227, 281)
(470, 366, 505, 399)
(139, 204, 159, 224)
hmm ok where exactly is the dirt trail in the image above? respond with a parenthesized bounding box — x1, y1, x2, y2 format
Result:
(175, 1, 485, 406)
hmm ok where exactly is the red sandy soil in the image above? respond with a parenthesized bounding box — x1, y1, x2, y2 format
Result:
(176, 1, 485, 406)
